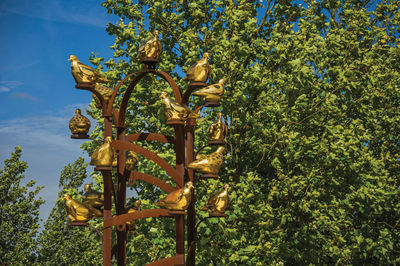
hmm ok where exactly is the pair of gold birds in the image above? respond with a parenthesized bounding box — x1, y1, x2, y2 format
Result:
(155, 182, 230, 215)
(63, 184, 104, 222)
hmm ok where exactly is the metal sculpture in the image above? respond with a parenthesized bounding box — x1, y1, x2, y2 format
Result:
(200, 184, 230, 215)
(155, 182, 194, 211)
(208, 113, 228, 144)
(67, 30, 230, 265)
(69, 109, 90, 139)
(187, 147, 225, 177)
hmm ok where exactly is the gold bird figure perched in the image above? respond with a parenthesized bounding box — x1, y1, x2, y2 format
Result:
(188, 147, 225, 175)
(69, 109, 90, 137)
(127, 199, 141, 232)
(68, 55, 109, 84)
(160, 91, 200, 122)
(192, 79, 226, 104)
(63, 194, 101, 222)
(92, 83, 113, 108)
(183, 52, 211, 83)
(90, 136, 114, 168)
(208, 113, 228, 142)
(125, 151, 139, 171)
(138, 30, 162, 60)
(200, 184, 230, 215)
(82, 184, 104, 211)
(155, 182, 194, 211)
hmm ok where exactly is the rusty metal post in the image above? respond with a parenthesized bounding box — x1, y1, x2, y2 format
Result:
(102, 115, 113, 266)
(173, 124, 185, 264)
(186, 121, 196, 266)
(116, 127, 127, 266)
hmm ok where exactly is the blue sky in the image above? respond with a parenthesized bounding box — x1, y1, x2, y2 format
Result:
(0, 0, 117, 222)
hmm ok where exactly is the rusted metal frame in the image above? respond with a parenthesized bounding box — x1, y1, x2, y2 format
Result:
(104, 209, 175, 230)
(127, 133, 175, 144)
(128, 171, 176, 193)
(173, 124, 186, 262)
(116, 127, 127, 266)
(112, 140, 183, 189)
(117, 70, 182, 128)
(185, 122, 196, 266)
(102, 114, 113, 266)
(145, 254, 185, 266)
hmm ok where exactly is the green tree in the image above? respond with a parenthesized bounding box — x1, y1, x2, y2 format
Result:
(0, 147, 44, 264)
(37, 157, 102, 265)
(67, 0, 400, 264)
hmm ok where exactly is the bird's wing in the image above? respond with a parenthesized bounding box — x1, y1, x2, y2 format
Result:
(193, 85, 221, 96)
(77, 62, 97, 75)
(170, 101, 188, 113)
(207, 192, 220, 207)
(163, 189, 182, 204)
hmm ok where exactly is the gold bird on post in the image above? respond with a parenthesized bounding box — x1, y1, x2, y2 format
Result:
(127, 199, 141, 232)
(188, 147, 225, 175)
(160, 91, 200, 122)
(69, 109, 91, 137)
(208, 113, 228, 142)
(138, 30, 162, 60)
(125, 151, 139, 171)
(192, 79, 226, 104)
(90, 136, 114, 168)
(63, 194, 101, 222)
(82, 184, 104, 211)
(200, 184, 230, 215)
(155, 182, 194, 211)
(183, 52, 211, 83)
(68, 55, 109, 84)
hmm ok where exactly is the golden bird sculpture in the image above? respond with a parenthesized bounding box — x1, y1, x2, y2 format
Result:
(68, 55, 109, 84)
(183, 52, 211, 83)
(155, 182, 194, 211)
(111, 151, 139, 170)
(90, 136, 114, 168)
(138, 30, 162, 60)
(160, 91, 200, 122)
(208, 113, 228, 143)
(200, 184, 230, 214)
(63, 194, 101, 222)
(188, 147, 225, 175)
(127, 199, 141, 233)
(125, 151, 139, 171)
(82, 184, 104, 211)
(192, 78, 226, 104)
(69, 109, 91, 138)
(92, 83, 113, 108)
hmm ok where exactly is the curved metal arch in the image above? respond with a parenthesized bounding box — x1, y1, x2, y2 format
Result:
(111, 140, 183, 188)
(146, 255, 184, 266)
(127, 133, 175, 144)
(128, 171, 176, 193)
(104, 209, 173, 230)
(107, 70, 182, 128)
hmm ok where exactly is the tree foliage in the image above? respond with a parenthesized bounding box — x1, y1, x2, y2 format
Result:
(37, 158, 102, 265)
(55, 0, 400, 264)
(0, 147, 44, 264)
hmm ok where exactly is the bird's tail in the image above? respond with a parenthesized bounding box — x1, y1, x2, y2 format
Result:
(188, 111, 200, 119)
(155, 201, 164, 207)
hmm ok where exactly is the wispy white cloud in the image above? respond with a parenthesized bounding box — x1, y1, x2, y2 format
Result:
(0, 80, 23, 92)
(11, 92, 40, 102)
(0, 0, 110, 28)
(1, 60, 40, 71)
(0, 86, 10, 93)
